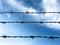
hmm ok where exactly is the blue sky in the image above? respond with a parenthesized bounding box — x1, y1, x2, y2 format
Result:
(0, 0, 60, 45)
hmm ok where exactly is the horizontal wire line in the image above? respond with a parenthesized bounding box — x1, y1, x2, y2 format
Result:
(0, 35, 60, 39)
(0, 11, 60, 14)
(0, 35, 60, 41)
(0, 21, 60, 24)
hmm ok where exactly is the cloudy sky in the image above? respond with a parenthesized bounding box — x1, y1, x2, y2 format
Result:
(0, 0, 60, 45)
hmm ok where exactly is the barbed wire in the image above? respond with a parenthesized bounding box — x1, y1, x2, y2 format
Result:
(0, 11, 60, 42)
(0, 21, 60, 24)
(0, 11, 60, 14)
(0, 35, 60, 41)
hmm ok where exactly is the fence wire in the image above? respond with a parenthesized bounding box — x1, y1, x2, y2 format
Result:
(0, 21, 60, 24)
(0, 11, 60, 14)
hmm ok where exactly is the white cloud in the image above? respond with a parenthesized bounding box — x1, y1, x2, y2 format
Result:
(6, 0, 37, 12)
(6, 0, 43, 21)
(6, 0, 41, 20)
(42, 0, 60, 30)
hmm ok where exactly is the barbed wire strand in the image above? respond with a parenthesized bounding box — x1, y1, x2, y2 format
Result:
(0, 11, 60, 14)
(0, 35, 60, 41)
(0, 21, 60, 24)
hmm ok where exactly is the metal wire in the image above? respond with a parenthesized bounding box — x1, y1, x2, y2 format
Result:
(0, 11, 60, 14)
(0, 35, 60, 41)
(0, 21, 60, 24)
